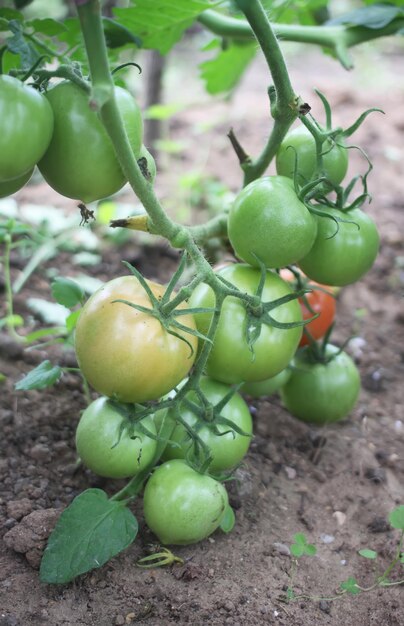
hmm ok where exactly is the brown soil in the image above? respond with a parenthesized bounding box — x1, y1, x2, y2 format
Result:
(1, 43, 403, 626)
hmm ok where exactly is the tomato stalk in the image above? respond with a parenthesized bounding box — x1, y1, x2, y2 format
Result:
(198, 9, 404, 70)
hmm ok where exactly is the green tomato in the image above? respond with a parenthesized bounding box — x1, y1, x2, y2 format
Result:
(276, 126, 348, 187)
(143, 460, 228, 545)
(298, 207, 379, 286)
(138, 145, 156, 182)
(0, 168, 34, 198)
(159, 377, 252, 473)
(189, 264, 302, 384)
(241, 367, 291, 398)
(0, 75, 53, 182)
(38, 81, 143, 203)
(75, 396, 157, 479)
(280, 345, 361, 424)
(228, 176, 317, 268)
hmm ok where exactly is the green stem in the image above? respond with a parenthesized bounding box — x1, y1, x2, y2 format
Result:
(3, 235, 25, 343)
(198, 10, 404, 70)
(234, 0, 300, 185)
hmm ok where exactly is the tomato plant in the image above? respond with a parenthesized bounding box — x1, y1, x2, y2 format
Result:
(75, 275, 198, 403)
(159, 377, 252, 473)
(143, 460, 228, 545)
(241, 367, 291, 398)
(276, 125, 348, 186)
(228, 175, 317, 268)
(298, 207, 379, 286)
(38, 81, 143, 203)
(0, 75, 53, 182)
(280, 344, 361, 424)
(6, 0, 393, 586)
(189, 263, 303, 384)
(75, 397, 157, 479)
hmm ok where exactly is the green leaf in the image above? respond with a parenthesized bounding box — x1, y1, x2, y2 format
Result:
(6, 19, 40, 68)
(340, 577, 361, 595)
(200, 43, 256, 95)
(358, 548, 377, 559)
(51, 277, 84, 308)
(27, 18, 67, 37)
(40, 489, 138, 584)
(293, 533, 307, 545)
(389, 505, 404, 530)
(290, 543, 305, 558)
(15, 360, 63, 391)
(0, 314, 24, 329)
(327, 5, 404, 29)
(305, 543, 317, 556)
(220, 505, 235, 533)
(103, 17, 141, 49)
(66, 310, 81, 333)
(113, 0, 216, 55)
(0, 9, 23, 21)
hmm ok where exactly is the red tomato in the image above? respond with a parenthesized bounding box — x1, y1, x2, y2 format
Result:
(280, 269, 336, 346)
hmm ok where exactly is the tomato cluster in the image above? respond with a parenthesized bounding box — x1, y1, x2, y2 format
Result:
(3, 73, 375, 549)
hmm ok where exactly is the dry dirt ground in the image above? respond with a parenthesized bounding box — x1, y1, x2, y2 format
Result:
(1, 39, 403, 626)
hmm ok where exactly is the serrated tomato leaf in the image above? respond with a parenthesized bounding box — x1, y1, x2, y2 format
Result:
(40, 489, 138, 584)
(200, 43, 256, 95)
(113, 0, 216, 55)
(327, 5, 404, 29)
(15, 360, 63, 391)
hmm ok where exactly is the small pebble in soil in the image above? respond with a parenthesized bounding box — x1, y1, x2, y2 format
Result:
(362, 368, 385, 392)
(365, 467, 387, 484)
(319, 600, 331, 614)
(332, 511, 347, 526)
(320, 534, 335, 544)
(367, 516, 390, 533)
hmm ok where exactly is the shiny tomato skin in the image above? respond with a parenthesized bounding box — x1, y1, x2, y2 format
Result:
(75, 276, 197, 403)
(280, 269, 336, 346)
(276, 126, 348, 187)
(38, 81, 143, 202)
(160, 377, 252, 473)
(280, 345, 360, 424)
(143, 460, 228, 545)
(75, 397, 157, 479)
(189, 264, 302, 384)
(0, 75, 54, 182)
(298, 208, 379, 286)
(0, 168, 34, 198)
(299, 287, 336, 346)
(228, 176, 317, 269)
(240, 367, 291, 398)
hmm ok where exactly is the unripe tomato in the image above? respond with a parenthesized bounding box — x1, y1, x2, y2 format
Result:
(0, 168, 34, 198)
(159, 377, 252, 473)
(38, 81, 143, 202)
(298, 208, 379, 286)
(75, 275, 198, 403)
(276, 126, 348, 187)
(143, 460, 228, 545)
(280, 345, 360, 424)
(0, 75, 53, 182)
(240, 367, 291, 398)
(189, 264, 302, 384)
(228, 176, 317, 269)
(75, 397, 157, 479)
